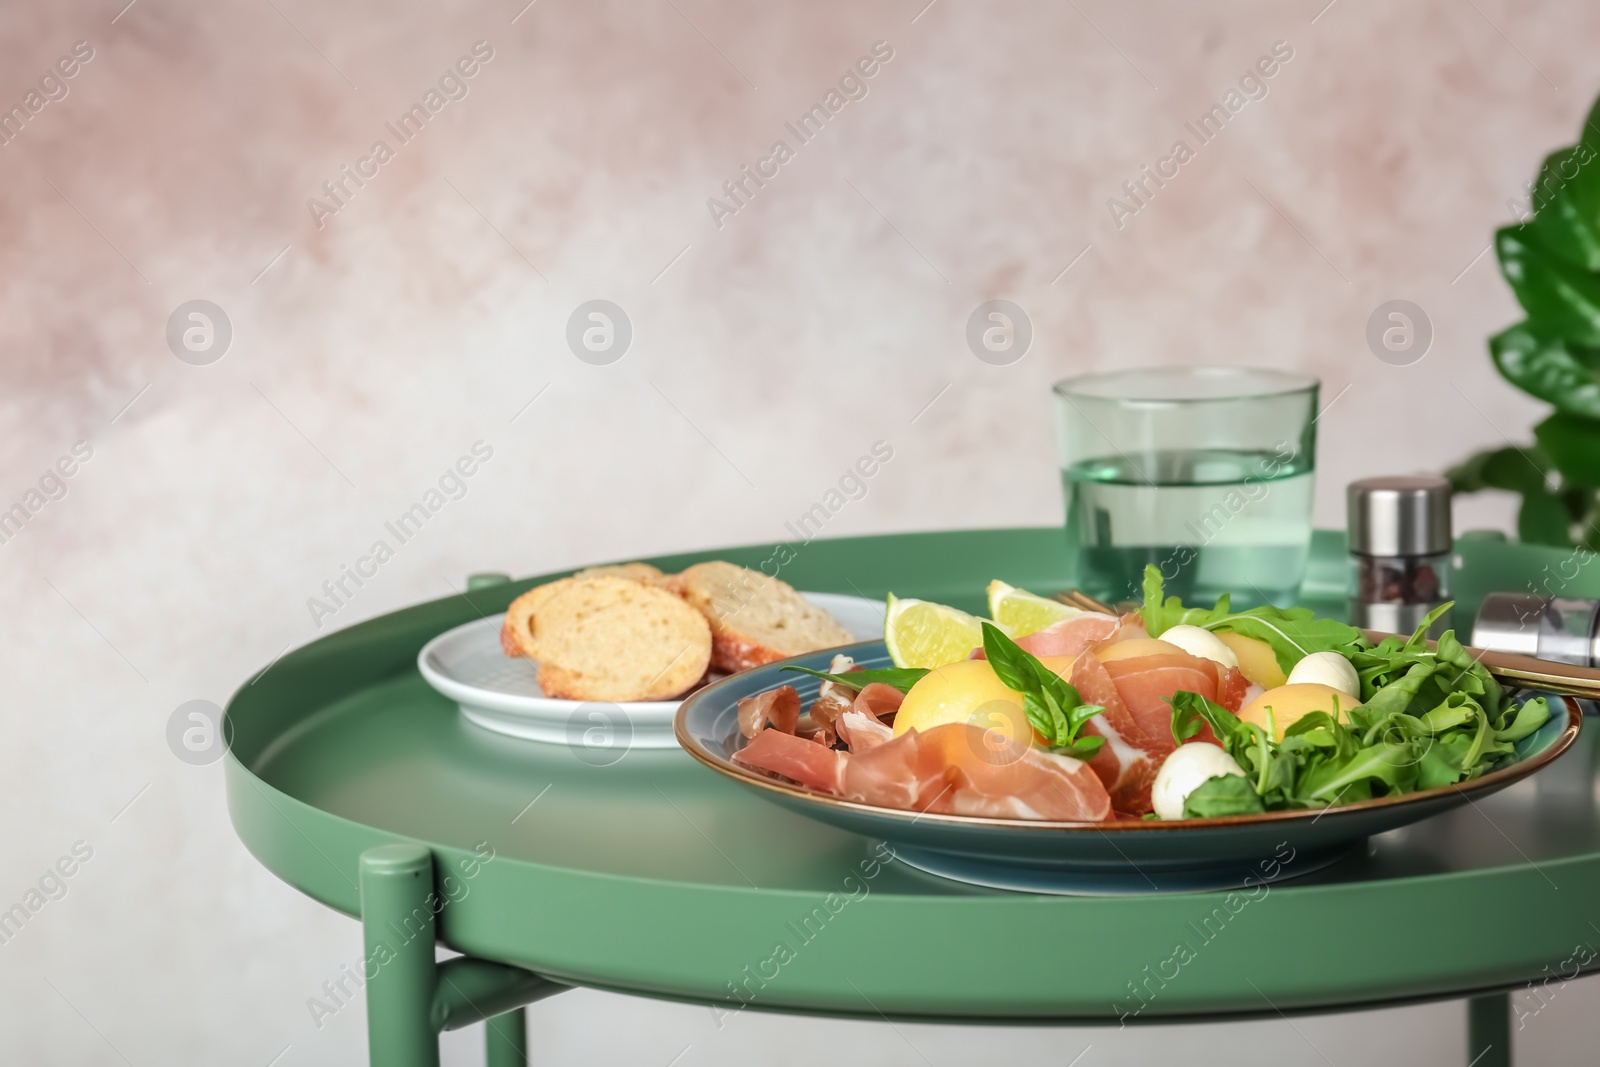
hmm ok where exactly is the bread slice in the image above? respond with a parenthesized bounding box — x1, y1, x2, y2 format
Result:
(528, 575, 712, 702)
(501, 576, 585, 659)
(574, 562, 665, 584)
(500, 563, 668, 657)
(670, 561, 855, 673)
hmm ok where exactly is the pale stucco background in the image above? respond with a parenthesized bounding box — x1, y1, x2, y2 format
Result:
(0, 0, 1595, 1063)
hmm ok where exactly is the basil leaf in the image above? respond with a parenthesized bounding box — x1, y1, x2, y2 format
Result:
(981, 622, 1037, 695)
(1056, 735, 1105, 760)
(780, 666, 929, 694)
(981, 621, 1103, 755)
(1182, 775, 1265, 818)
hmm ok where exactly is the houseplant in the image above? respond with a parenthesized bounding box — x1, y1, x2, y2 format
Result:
(1449, 94, 1600, 549)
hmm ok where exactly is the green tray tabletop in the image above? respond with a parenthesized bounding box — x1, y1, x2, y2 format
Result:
(226, 528, 1600, 1023)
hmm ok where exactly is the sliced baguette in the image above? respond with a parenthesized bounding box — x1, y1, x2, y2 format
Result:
(530, 575, 711, 702)
(671, 561, 855, 673)
(501, 576, 585, 659)
(499, 563, 668, 657)
(575, 562, 665, 583)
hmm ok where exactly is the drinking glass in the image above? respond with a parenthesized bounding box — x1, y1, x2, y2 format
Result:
(1053, 366, 1319, 609)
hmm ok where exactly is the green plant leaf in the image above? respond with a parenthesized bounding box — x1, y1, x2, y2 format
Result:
(1528, 147, 1600, 271)
(1446, 443, 1549, 495)
(1518, 485, 1574, 546)
(1535, 411, 1600, 489)
(1497, 226, 1600, 347)
(1490, 323, 1600, 419)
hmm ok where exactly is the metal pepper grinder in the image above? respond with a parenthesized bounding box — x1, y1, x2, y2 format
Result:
(1474, 594, 1600, 667)
(1347, 475, 1453, 635)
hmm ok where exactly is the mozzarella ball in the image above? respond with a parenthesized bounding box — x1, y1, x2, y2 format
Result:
(1158, 625, 1240, 669)
(1152, 743, 1248, 820)
(1286, 651, 1360, 699)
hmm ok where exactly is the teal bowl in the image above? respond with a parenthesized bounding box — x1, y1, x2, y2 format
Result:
(676, 640, 1583, 895)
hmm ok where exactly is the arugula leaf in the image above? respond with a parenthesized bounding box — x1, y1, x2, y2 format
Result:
(1139, 564, 1368, 672)
(1182, 775, 1265, 818)
(1167, 690, 1246, 750)
(1300, 740, 1419, 801)
(781, 666, 929, 694)
(1497, 696, 1553, 743)
(1417, 734, 1474, 790)
(980, 622, 1104, 757)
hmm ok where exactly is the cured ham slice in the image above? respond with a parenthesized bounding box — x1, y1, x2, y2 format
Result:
(851, 683, 904, 724)
(1073, 644, 1248, 812)
(1012, 612, 1120, 658)
(1069, 652, 1160, 813)
(837, 710, 893, 753)
(914, 724, 1112, 821)
(732, 728, 847, 792)
(834, 723, 1112, 820)
(1216, 665, 1249, 713)
(1102, 653, 1218, 738)
(804, 653, 862, 744)
(737, 685, 800, 738)
(841, 730, 933, 808)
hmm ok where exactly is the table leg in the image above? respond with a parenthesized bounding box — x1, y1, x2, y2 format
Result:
(485, 1007, 528, 1067)
(360, 844, 441, 1067)
(359, 845, 565, 1066)
(1467, 992, 1512, 1067)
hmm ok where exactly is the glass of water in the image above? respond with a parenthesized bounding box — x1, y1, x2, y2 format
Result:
(1053, 367, 1319, 609)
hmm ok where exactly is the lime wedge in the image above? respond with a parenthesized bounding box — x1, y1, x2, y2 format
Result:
(883, 593, 992, 669)
(986, 580, 1082, 638)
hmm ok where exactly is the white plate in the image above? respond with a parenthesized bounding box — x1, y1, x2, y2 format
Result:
(418, 592, 886, 749)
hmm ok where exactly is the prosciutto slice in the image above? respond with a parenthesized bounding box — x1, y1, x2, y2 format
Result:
(837, 710, 893, 752)
(836, 723, 1111, 820)
(914, 724, 1112, 821)
(732, 728, 847, 792)
(737, 685, 800, 738)
(850, 683, 904, 724)
(1070, 642, 1251, 813)
(804, 654, 863, 744)
(1012, 612, 1121, 658)
(1216, 665, 1249, 712)
(1070, 652, 1161, 814)
(841, 729, 935, 809)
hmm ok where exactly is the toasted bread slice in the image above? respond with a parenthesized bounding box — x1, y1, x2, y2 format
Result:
(501, 576, 586, 659)
(530, 575, 712, 702)
(500, 563, 668, 657)
(671, 561, 855, 673)
(575, 562, 665, 583)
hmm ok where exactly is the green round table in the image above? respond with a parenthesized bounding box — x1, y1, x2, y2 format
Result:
(225, 528, 1600, 1067)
